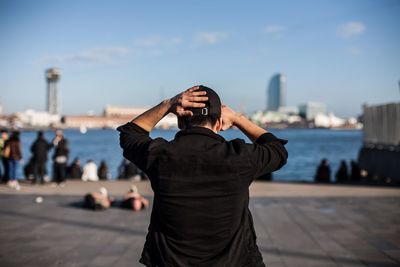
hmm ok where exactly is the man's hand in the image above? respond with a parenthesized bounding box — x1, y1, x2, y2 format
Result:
(222, 104, 267, 141)
(221, 105, 239, 130)
(130, 86, 208, 132)
(169, 86, 208, 117)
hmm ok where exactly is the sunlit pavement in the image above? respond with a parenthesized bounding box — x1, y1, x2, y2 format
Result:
(0, 181, 399, 267)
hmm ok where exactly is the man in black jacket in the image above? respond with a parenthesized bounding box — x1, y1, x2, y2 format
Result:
(30, 131, 52, 184)
(52, 130, 69, 185)
(118, 85, 288, 267)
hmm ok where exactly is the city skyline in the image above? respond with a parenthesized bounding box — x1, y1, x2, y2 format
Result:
(1, 0, 399, 118)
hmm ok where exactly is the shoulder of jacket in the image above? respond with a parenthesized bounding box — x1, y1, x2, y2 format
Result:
(148, 137, 168, 151)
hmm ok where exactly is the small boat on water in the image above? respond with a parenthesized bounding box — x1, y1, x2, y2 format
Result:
(80, 125, 87, 134)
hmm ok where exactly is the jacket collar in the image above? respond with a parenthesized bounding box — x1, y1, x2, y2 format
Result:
(175, 126, 225, 142)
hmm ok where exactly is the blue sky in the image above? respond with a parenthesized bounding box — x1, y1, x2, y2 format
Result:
(1, 0, 399, 117)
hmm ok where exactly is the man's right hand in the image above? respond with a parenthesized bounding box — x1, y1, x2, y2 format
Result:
(169, 86, 208, 117)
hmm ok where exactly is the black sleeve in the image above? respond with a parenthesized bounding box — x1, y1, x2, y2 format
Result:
(117, 122, 159, 171)
(47, 141, 53, 151)
(30, 141, 36, 153)
(246, 132, 288, 180)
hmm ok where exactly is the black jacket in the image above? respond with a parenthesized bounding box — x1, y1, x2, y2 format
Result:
(31, 138, 52, 163)
(53, 138, 69, 159)
(118, 123, 288, 267)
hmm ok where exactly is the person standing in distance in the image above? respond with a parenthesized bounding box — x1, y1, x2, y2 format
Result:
(30, 131, 52, 184)
(1, 130, 10, 183)
(118, 85, 288, 267)
(52, 130, 69, 186)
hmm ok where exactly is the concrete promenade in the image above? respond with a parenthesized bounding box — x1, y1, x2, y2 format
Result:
(0, 181, 399, 267)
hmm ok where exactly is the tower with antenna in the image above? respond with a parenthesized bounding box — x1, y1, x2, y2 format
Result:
(46, 68, 61, 115)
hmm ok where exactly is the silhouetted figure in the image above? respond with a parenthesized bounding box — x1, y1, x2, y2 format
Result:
(350, 160, 361, 182)
(335, 160, 348, 183)
(67, 157, 82, 179)
(1, 130, 9, 183)
(118, 159, 139, 179)
(24, 157, 35, 181)
(314, 158, 331, 183)
(98, 160, 109, 180)
(31, 131, 52, 184)
(52, 130, 69, 185)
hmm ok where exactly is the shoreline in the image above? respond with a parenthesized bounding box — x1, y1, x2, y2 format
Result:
(1, 180, 399, 198)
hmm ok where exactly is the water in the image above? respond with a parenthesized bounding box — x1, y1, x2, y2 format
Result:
(19, 128, 362, 182)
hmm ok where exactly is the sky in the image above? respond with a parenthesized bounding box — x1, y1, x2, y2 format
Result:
(0, 0, 399, 118)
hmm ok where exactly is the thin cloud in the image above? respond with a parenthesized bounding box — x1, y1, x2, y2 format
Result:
(133, 35, 183, 47)
(263, 25, 286, 34)
(193, 32, 228, 45)
(36, 46, 130, 64)
(337, 22, 366, 38)
(348, 46, 363, 55)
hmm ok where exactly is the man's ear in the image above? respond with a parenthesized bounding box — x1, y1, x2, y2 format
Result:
(177, 117, 184, 129)
(215, 117, 223, 132)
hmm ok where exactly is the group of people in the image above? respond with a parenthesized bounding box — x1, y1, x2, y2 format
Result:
(84, 184, 149, 212)
(0, 129, 136, 190)
(66, 158, 111, 181)
(0, 130, 22, 190)
(0, 129, 70, 190)
(315, 158, 361, 183)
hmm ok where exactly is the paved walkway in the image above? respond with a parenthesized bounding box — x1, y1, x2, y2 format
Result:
(0, 181, 399, 267)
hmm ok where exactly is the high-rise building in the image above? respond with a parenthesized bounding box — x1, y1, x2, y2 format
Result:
(267, 73, 286, 111)
(46, 68, 61, 115)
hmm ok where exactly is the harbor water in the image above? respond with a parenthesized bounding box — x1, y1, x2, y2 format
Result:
(19, 128, 362, 182)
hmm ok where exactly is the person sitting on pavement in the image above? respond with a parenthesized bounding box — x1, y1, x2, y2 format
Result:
(81, 159, 99, 182)
(67, 157, 82, 179)
(118, 158, 140, 180)
(335, 160, 348, 183)
(314, 158, 331, 183)
(121, 184, 150, 211)
(98, 160, 109, 180)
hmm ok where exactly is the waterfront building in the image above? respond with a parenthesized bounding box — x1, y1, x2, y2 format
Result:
(267, 73, 286, 111)
(15, 109, 60, 127)
(298, 102, 326, 120)
(103, 105, 147, 117)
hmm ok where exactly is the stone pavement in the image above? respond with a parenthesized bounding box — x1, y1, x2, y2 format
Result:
(0, 181, 399, 267)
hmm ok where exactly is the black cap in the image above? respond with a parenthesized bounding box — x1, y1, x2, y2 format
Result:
(188, 85, 221, 117)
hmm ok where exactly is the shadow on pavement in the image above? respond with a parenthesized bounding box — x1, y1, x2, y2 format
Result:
(0, 209, 147, 236)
